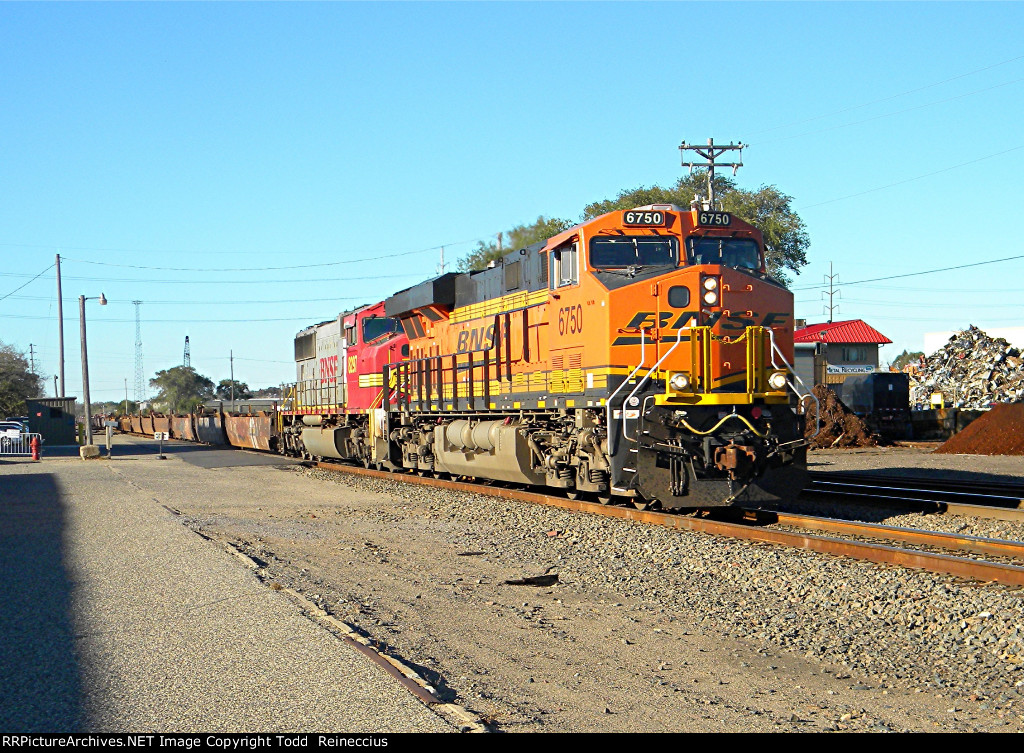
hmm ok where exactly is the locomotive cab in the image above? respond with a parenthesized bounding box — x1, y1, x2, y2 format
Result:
(539, 204, 810, 508)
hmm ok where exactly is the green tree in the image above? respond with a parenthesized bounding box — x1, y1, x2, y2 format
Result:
(583, 171, 809, 284)
(149, 366, 214, 414)
(215, 379, 252, 401)
(87, 400, 137, 416)
(581, 172, 735, 219)
(252, 385, 283, 398)
(459, 216, 572, 272)
(890, 350, 925, 370)
(0, 341, 42, 417)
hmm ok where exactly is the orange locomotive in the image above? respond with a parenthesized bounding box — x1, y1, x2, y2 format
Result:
(368, 203, 811, 508)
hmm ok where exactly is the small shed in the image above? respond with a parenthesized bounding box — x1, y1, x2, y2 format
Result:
(25, 397, 78, 446)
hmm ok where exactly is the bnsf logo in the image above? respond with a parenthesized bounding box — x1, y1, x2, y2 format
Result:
(624, 311, 789, 330)
(612, 311, 789, 345)
(319, 355, 338, 384)
(456, 324, 495, 353)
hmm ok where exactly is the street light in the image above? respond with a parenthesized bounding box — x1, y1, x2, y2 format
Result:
(80, 293, 107, 452)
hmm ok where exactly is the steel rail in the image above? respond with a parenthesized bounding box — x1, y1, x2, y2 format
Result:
(807, 472, 1024, 507)
(804, 487, 1024, 524)
(750, 510, 1024, 560)
(805, 472, 1024, 523)
(315, 463, 1024, 587)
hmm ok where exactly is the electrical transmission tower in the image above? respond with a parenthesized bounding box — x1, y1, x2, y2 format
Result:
(133, 301, 144, 403)
(822, 262, 841, 323)
(183, 336, 191, 368)
(679, 138, 746, 210)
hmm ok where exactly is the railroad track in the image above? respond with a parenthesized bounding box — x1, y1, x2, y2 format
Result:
(315, 462, 1024, 588)
(805, 471, 1024, 522)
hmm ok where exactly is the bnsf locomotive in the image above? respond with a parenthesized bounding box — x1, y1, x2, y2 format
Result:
(275, 204, 811, 509)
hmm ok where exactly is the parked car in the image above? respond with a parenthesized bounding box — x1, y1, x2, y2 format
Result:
(0, 421, 26, 451)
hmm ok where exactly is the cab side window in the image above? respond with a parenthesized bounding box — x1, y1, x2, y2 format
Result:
(550, 241, 579, 289)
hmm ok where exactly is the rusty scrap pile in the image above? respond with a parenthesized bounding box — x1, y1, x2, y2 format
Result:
(910, 326, 1024, 409)
(804, 384, 876, 449)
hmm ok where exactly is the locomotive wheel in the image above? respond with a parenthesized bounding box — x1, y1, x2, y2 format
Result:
(632, 498, 660, 511)
(596, 494, 613, 505)
(565, 490, 581, 501)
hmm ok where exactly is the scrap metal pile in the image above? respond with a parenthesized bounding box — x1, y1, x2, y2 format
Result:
(909, 326, 1024, 409)
(804, 384, 876, 449)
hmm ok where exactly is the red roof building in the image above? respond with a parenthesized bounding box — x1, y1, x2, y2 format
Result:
(794, 320, 893, 345)
(793, 320, 892, 386)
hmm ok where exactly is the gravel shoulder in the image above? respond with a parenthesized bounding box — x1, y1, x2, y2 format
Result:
(114, 440, 1024, 732)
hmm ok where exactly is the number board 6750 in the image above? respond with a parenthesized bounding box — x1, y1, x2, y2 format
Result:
(558, 305, 583, 336)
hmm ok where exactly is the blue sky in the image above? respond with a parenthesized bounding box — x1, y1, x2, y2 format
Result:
(2, 2, 1022, 402)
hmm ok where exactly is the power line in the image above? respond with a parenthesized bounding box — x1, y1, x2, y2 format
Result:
(799, 145, 1024, 210)
(748, 53, 1024, 138)
(0, 236, 489, 270)
(0, 314, 337, 323)
(0, 263, 53, 303)
(792, 253, 1024, 291)
(0, 271, 424, 285)
(752, 76, 1024, 147)
(1, 294, 369, 306)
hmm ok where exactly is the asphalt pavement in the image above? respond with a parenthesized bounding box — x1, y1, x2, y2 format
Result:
(0, 436, 453, 733)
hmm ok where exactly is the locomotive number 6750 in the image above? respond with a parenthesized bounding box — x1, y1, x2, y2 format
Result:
(558, 304, 583, 335)
(622, 210, 665, 226)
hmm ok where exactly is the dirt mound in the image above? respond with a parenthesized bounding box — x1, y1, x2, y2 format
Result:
(804, 384, 876, 449)
(934, 403, 1024, 455)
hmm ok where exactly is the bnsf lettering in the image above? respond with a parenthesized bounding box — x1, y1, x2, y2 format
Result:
(612, 311, 788, 345)
(624, 311, 698, 330)
(456, 324, 496, 353)
(319, 354, 338, 384)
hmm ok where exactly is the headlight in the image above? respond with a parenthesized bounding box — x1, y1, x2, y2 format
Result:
(669, 373, 691, 391)
(703, 290, 718, 305)
(703, 277, 718, 291)
(768, 371, 788, 390)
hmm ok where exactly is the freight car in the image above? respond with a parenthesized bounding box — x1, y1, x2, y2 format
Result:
(277, 203, 813, 509)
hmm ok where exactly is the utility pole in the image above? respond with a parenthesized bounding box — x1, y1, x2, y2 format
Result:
(183, 335, 191, 368)
(679, 138, 746, 210)
(133, 301, 144, 404)
(437, 247, 448, 275)
(230, 350, 235, 413)
(53, 375, 58, 397)
(124, 378, 129, 416)
(822, 261, 841, 323)
(28, 343, 35, 377)
(56, 253, 65, 396)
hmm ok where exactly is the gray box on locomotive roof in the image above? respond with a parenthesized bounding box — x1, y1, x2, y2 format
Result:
(385, 273, 458, 318)
(25, 397, 78, 446)
(454, 242, 549, 309)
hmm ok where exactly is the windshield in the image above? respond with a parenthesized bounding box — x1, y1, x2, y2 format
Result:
(590, 236, 678, 269)
(687, 237, 761, 270)
(362, 316, 401, 343)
